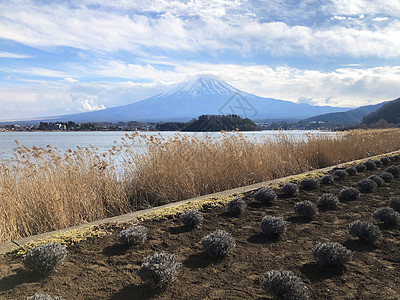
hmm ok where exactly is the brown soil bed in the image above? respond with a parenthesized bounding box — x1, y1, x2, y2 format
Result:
(1, 160, 400, 299)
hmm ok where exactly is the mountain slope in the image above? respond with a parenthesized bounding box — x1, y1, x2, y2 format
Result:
(16, 77, 350, 123)
(302, 101, 387, 124)
(362, 98, 400, 125)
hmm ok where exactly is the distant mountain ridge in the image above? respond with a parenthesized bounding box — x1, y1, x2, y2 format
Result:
(362, 98, 400, 125)
(5, 76, 351, 123)
(302, 101, 388, 125)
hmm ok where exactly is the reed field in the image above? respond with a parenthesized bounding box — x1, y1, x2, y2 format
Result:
(1, 128, 400, 243)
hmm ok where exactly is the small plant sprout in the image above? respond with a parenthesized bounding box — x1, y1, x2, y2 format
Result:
(226, 197, 247, 216)
(318, 193, 339, 210)
(380, 157, 391, 165)
(118, 225, 147, 246)
(300, 177, 319, 190)
(294, 201, 318, 219)
(380, 172, 394, 182)
(254, 187, 277, 204)
(320, 174, 334, 184)
(22, 243, 68, 275)
(357, 178, 377, 193)
(201, 229, 236, 258)
(180, 209, 204, 227)
(368, 175, 384, 187)
(281, 182, 299, 197)
(340, 187, 360, 201)
(364, 160, 377, 170)
(390, 196, 400, 212)
(373, 207, 400, 226)
(260, 270, 310, 300)
(348, 220, 382, 244)
(386, 166, 400, 178)
(138, 252, 181, 289)
(345, 167, 357, 175)
(355, 163, 367, 172)
(312, 242, 352, 266)
(27, 294, 64, 300)
(334, 169, 348, 180)
(260, 215, 287, 237)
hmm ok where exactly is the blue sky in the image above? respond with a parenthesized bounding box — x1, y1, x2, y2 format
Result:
(1, 0, 400, 120)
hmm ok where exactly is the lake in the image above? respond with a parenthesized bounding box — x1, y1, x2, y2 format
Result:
(0, 130, 335, 161)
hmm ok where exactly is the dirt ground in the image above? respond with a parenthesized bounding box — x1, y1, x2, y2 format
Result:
(1, 159, 400, 300)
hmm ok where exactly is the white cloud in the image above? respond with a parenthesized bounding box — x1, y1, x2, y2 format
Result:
(0, 80, 168, 120)
(332, 15, 347, 20)
(2, 67, 70, 78)
(63, 77, 79, 83)
(326, 0, 400, 17)
(0, 51, 32, 58)
(0, 91, 37, 103)
(372, 17, 389, 22)
(77, 96, 105, 112)
(92, 61, 185, 81)
(2, 63, 400, 120)
(297, 96, 317, 105)
(170, 63, 400, 107)
(0, 0, 400, 58)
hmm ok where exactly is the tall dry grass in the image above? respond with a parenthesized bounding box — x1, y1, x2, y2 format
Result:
(0, 144, 129, 242)
(1, 128, 400, 242)
(124, 129, 400, 206)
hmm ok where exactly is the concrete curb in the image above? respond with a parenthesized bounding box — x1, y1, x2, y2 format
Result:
(1, 150, 399, 255)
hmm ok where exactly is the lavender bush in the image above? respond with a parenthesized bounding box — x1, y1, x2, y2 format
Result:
(226, 197, 247, 216)
(386, 166, 400, 178)
(320, 174, 334, 184)
(345, 167, 357, 175)
(138, 252, 182, 289)
(260, 270, 310, 300)
(119, 225, 147, 245)
(318, 193, 339, 210)
(355, 163, 367, 172)
(373, 207, 400, 226)
(380, 172, 394, 182)
(368, 175, 384, 187)
(180, 209, 204, 227)
(340, 187, 360, 201)
(294, 201, 318, 219)
(312, 242, 352, 266)
(334, 169, 348, 180)
(348, 220, 382, 244)
(364, 160, 377, 170)
(357, 178, 377, 193)
(22, 243, 67, 274)
(300, 177, 320, 190)
(260, 215, 287, 237)
(390, 196, 400, 212)
(201, 229, 236, 258)
(254, 187, 277, 204)
(281, 182, 299, 197)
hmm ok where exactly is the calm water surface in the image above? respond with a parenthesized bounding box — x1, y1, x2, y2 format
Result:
(0, 130, 335, 161)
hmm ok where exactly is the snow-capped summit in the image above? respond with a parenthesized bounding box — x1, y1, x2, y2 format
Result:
(27, 76, 350, 123)
(163, 76, 239, 97)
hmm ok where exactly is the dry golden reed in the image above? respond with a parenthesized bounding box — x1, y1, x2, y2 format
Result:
(1, 128, 400, 242)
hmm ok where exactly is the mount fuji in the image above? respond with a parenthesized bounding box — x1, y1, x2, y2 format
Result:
(25, 77, 350, 123)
